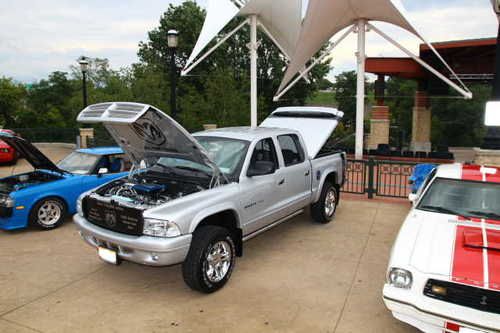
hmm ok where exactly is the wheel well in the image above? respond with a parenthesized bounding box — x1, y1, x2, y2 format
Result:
(325, 172, 338, 188)
(196, 210, 243, 256)
(31, 196, 68, 215)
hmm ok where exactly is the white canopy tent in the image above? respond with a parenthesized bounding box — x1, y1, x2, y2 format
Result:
(274, 0, 473, 159)
(182, 0, 303, 128)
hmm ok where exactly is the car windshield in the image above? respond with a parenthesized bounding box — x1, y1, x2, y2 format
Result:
(196, 136, 249, 180)
(57, 152, 100, 175)
(417, 178, 500, 220)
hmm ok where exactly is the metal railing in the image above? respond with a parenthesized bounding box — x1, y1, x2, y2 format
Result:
(341, 159, 417, 199)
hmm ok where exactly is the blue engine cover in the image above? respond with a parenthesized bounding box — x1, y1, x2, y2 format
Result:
(132, 183, 166, 195)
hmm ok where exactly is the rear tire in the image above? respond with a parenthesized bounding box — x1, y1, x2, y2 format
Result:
(182, 226, 236, 293)
(29, 197, 66, 230)
(311, 182, 339, 224)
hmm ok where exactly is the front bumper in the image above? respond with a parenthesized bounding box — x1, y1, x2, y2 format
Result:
(74, 214, 192, 267)
(383, 284, 500, 333)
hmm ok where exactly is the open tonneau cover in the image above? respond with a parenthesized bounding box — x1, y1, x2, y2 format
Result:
(260, 107, 344, 159)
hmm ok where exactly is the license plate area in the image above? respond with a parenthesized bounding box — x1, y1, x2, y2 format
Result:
(98, 247, 118, 265)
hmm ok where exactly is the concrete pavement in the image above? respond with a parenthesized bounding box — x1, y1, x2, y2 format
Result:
(0, 147, 416, 332)
(0, 200, 415, 333)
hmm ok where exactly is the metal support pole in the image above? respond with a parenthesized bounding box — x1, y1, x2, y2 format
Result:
(170, 47, 178, 120)
(82, 71, 88, 108)
(482, 22, 500, 149)
(250, 15, 258, 128)
(355, 20, 366, 160)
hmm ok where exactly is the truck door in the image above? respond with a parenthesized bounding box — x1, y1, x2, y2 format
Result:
(239, 138, 286, 235)
(276, 134, 311, 212)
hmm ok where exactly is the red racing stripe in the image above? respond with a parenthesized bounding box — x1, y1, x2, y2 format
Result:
(488, 229, 500, 291)
(452, 225, 484, 287)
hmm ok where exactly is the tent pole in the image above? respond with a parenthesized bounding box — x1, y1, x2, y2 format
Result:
(355, 19, 366, 160)
(250, 14, 258, 128)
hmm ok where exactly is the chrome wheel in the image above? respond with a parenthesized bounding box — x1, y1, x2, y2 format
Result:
(37, 200, 62, 226)
(324, 189, 337, 218)
(204, 240, 232, 283)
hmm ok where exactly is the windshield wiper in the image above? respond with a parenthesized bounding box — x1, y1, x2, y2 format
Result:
(466, 210, 500, 220)
(419, 205, 463, 216)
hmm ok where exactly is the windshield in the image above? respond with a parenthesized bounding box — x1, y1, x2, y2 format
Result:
(57, 152, 100, 175)
(417, 178, 500, 220)
(196, 136, 249, 180)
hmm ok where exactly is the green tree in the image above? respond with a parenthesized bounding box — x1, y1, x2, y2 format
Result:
(332, 71, 369, 127)
(0, 77, 27, 127)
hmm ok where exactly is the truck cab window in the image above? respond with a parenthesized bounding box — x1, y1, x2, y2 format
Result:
(250, 138, 278, 170)
(278, 134, 305, 166)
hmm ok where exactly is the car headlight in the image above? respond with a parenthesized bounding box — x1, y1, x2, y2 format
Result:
(0, 194, 14, 208)
(76, 197, 84, 217)
(143, 218, 181, 238)
(388, 268, 413, 289)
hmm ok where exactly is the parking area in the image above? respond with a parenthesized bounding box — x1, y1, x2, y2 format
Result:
(0, 147, 415, 333)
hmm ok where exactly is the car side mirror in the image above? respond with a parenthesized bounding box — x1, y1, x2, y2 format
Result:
(408, 193, 418, 204)
(247, 161, 275, 177)
(97, 168, 108, 177)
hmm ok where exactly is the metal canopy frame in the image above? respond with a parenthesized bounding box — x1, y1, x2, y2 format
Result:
(274, 20, 474, 159)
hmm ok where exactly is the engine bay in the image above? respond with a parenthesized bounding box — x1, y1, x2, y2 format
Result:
(0, 171, 63, 193)
(94, 171, 208, 208)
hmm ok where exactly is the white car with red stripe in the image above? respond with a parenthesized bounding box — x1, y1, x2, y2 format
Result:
(383, 163, 500, 333)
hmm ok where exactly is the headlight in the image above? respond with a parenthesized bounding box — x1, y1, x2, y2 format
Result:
(143, 218, 181, 238)
(388, 268, 413, 289)
(76, 197, 84, 217)
(0, 195, 14, 208)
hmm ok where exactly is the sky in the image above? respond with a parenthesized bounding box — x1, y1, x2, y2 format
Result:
(0, 0, 497, 83)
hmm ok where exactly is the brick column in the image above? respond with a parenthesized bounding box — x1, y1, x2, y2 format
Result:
(410, 91, 432, 152)
(79, 128, 94, 148)
(367, 105, 390, 150)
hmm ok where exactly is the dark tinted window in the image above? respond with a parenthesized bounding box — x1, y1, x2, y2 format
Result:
(250, 138, 278, 170)
(278, 134, 305, 166)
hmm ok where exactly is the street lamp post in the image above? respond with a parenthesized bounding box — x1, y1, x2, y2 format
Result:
(167, 29, 179, 120)
(78, 57, 89, 108)
(482, 0, 500, 149)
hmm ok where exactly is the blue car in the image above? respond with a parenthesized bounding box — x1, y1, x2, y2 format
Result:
(0, 132, 129, 231)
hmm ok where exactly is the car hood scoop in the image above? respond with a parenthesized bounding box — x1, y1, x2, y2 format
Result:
(464, 229, 500, 251)
(77, 102, 222, 179)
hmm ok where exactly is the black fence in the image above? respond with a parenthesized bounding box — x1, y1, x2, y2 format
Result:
(12, 128, 79, 143)
(342, 159, 417, 199)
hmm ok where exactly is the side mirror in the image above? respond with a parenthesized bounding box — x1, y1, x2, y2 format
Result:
(408, 193, 418, 203)
(98, 168, 108, 177)
(247, 161, 276, 177)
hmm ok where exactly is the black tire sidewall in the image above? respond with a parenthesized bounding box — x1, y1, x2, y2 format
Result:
(183, 226, 236, 293)
(30, 198, 66, 230)
(200, 233, 236, 292)
(322, 185, 338, 221)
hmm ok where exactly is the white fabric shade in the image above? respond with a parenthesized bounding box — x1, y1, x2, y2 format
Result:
(184, 0, 239, 70)
(239, 0, 302, 58)
(278, 0, 461, 93)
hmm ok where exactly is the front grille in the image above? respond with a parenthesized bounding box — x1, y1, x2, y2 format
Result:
(82, 197, 144, 236)
(424, 279, 500, 315)
(0, 206, 12, 218)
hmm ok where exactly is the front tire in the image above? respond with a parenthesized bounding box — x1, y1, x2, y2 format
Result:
(30, 197, 66, 230)
(182, 226, 236, 293)
(311, 182, 339, 224)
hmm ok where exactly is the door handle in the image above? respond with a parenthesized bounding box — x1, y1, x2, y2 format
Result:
(305, 170, 310, 176)
(278, 179, 285, 186)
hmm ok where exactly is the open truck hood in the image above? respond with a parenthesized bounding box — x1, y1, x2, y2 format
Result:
(0, 132, 63, 173)
(77, 102, 223, 178)
(260, 107, 344, 159)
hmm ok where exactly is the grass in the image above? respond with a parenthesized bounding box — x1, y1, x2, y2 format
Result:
(306, 91, 336, 107)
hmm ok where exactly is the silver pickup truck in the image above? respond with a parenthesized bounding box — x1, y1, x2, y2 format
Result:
(74, 102, 346, 293)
